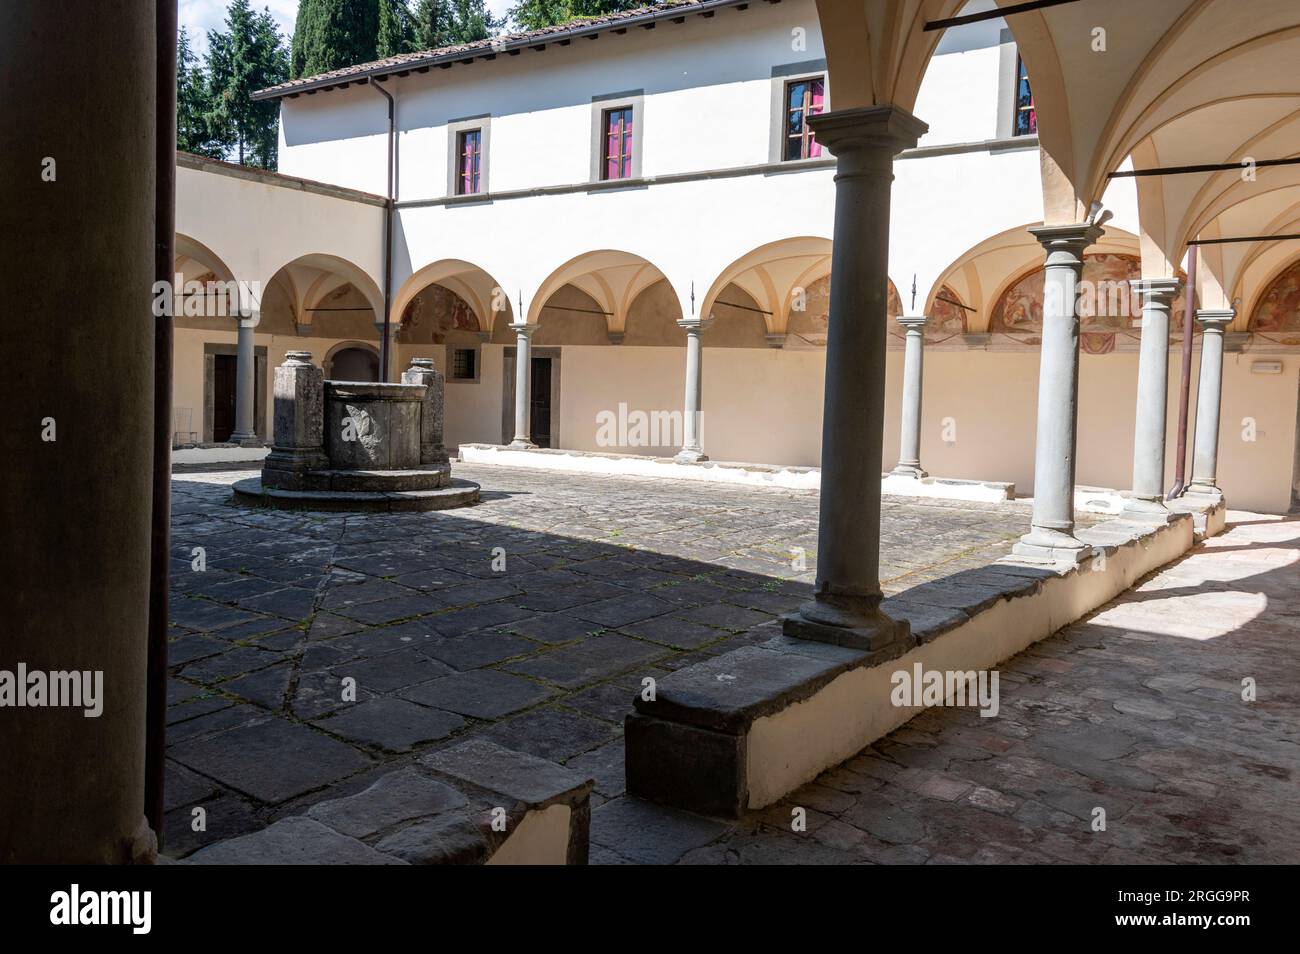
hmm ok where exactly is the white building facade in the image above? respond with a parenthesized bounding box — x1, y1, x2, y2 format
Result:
(169, 0, 1300, 514)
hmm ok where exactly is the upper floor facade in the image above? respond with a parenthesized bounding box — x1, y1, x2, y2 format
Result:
(271, 0, 1040, 202)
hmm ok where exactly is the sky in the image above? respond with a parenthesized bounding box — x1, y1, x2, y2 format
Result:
(180, 0, 515, 52)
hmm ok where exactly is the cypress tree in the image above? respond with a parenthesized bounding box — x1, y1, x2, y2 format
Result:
(293, 0, 381, 77)
(378, 0, 418, 56)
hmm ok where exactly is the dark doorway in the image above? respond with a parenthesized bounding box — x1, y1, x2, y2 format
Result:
(331, 347, 379, 382)
(530, 356, 552, 448)
(213, 354, 237, 443)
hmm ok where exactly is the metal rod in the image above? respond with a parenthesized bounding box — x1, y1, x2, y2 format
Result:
(370, 78, 395, 381)
(935, 294, 977, 313)
(1168, 246, 1197, 500)
(1109, 156, 1300, 178)
(714, 298, 772, 315)
(146, 0, 178, 847)
(1189, 233, 1300, 246)
(925, 0, 1082, 32)
(539, 304, 613, 317)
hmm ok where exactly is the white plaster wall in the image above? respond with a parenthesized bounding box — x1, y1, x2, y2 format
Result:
(175, 165, 384, 295)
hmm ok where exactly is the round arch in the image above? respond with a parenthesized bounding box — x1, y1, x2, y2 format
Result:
(528, 250, 680, 337)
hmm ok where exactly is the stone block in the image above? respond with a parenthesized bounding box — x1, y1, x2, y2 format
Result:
(262, 352, 327, 489)
(401, 358, 451, 467)
(324, 381, 424, 470)
(624, 714, 748, 818)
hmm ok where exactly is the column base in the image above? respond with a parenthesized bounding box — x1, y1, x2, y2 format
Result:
(674, 448, 708, 464)
(890, 463, 928, 479)
(230, 430, 261, 448)
(783, 596, 914, 658)
(508, 438, 537, 450)
(1121, 495, 1174, 524)
(1185, 482, 1220, 498)
(1011, 527, 1092, 565)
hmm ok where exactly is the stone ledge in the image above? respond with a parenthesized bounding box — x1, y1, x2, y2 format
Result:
(625, 513, 1194, 817)
(461, 443, 1018, 502)
(189, 740, 593, 865)
(231, 476, 480, 512)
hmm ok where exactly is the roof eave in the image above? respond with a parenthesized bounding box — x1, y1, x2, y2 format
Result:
(251, 0, 753, 102)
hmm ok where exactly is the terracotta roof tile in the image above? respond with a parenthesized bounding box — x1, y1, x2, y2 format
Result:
(253, 0, 746, 99)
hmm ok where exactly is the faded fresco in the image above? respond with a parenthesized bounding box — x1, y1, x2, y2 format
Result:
(1250, 258, 1300, 343)
(402, 284, 479, 343)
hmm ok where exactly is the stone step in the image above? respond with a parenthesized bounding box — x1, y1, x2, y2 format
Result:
(186, 739, 593, 865)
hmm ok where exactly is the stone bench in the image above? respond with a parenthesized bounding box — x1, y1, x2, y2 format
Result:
(626, 514, 1194, 818)
(186, 740, 592, 865)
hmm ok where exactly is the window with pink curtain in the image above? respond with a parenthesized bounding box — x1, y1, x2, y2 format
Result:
(457, 128, 482, 195)
(603, 107, 633, 180)
(784, 77, 825, 161)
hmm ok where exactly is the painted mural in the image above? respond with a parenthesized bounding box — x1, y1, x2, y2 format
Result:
(401, 284, 479, 343)
(1250, 258, 1300, 344)
(929, 285, 970, 340)
(785, 276, 902, 347)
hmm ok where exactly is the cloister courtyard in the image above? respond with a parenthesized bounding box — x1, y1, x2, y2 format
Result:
(161, 461, 1299, 864)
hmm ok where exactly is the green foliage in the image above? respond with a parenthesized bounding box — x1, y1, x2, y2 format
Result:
(412, 0, 499, 49)
(205, 0, 289, 168)
(378, 0, 418, 56)
(176, 28, 223, 158)
(508, 0, 643, 32)
(291, 0, 380, 77)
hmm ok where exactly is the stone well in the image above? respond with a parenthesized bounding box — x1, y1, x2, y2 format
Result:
(234, 352, 479, 511)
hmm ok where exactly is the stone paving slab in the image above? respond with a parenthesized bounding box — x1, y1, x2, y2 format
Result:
(162, 463, 1048, 859)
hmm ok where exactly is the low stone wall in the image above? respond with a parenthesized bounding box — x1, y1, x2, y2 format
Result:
(626, 513, 1197, 817)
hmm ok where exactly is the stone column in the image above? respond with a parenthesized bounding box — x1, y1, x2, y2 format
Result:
(1124, 278, 1182, 521)
(783, 106, 928, 655)
(1011, 222, 1103, 564)
(401, 357, 450, 471)
(1, 0, 157, 862)
(892, 315, 929, 477)
(230, 314, 259, 445)
(509, 321, 539, 448)
(1187, 309, 1234, 496)
(262, 352, 328, 490)
(674, 317, 713, 463)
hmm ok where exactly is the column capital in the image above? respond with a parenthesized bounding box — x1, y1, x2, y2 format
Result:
(677, 317, 715, 333)
(508, 320, 539, 337)
(806, 105, 929, 160)
(1195, 309, 1234, 332)
(284, 350, 314, 366)
(1128, 277, 1182, 302)
(896, 314, 928, 331)
(1028, 222, 1104, 260)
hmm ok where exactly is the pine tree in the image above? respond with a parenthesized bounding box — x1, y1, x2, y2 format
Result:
(207, 1, 289, 168)
(177, 28, 222, 157)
